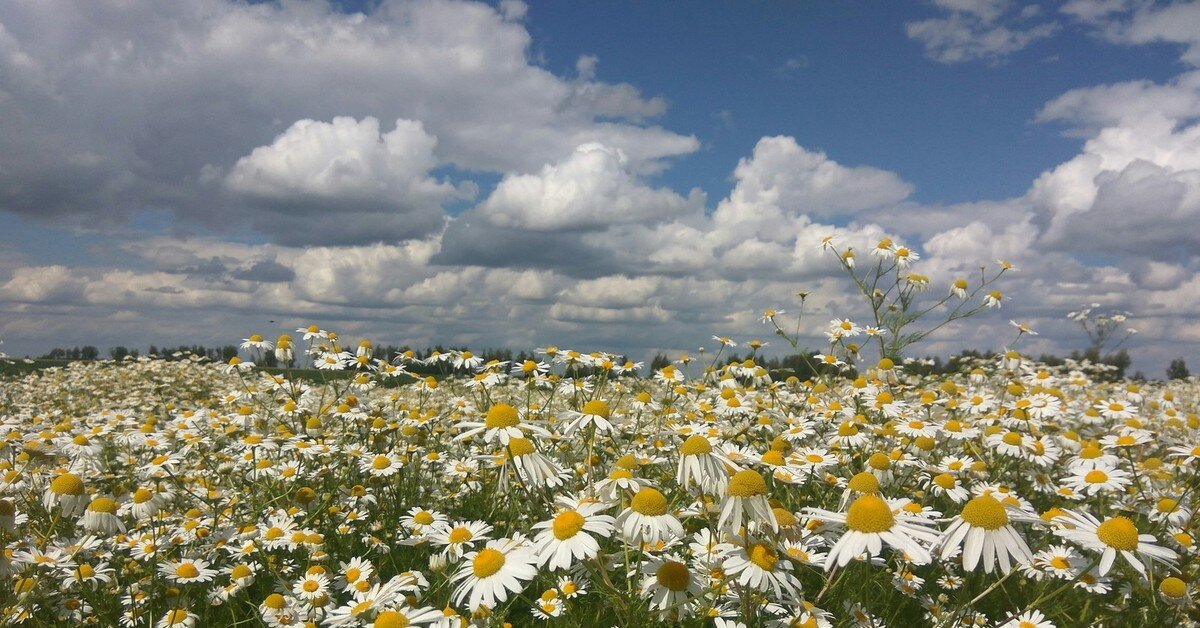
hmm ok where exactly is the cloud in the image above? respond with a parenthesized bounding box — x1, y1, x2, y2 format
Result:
(226, 117, 460, 209)
(907, 0, 1058, 64)
(1064, 0, 1200, 66)
(477, 143, 702, 232)
(1037, 70, 1200, 133)
(712, 136, 913, 240)
(0, 0, 697, 244)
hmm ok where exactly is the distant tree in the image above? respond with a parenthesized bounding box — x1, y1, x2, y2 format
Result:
(648, 354, 671, 373)
(109, 346, 130, 361)
(1168, 359, 1190, 380)
(80, 346, 99, 360)
(221, 345, 239, 361)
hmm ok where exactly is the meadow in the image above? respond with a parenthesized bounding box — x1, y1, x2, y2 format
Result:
(0, 240, 1196, 627)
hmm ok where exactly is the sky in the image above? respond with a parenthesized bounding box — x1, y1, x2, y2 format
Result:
(1, 0, 1200, 374)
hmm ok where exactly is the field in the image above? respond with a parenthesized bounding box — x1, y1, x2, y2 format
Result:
(0, 322, 1197, 627)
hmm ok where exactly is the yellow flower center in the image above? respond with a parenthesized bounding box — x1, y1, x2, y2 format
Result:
(508, 438, 535, 457)
(1159, 576, 1187, 599)
(847, 471, 880, 494)
(165, 609, 190, 625)
(630, 488, 668, 516)
(959, 494, 1008, 530)
(87, 497, 117, 514)
(845, 494, 895, 533)
(1002, 432, 1023, 446)
(679, 435, 713, 456)
(472, 548, 506, 578)
(582, 400, 610, 418)
(933, 473, 956, 490)
(413, 511, 434, 525)
(371, 455, 391, 470)
(1096, 516, 1139, 551)
(727, 470, 768, 498)
(747, 543, 779, 571)
(1156, 498, 1178, 513)
(264, 593, 286, 609)
(374, 610, 411, 628)
(552, 510, 586, 540)
(447, 527, 473, 544)
(646, 560, 688, 593)
(484, 404, 520, 429)
(1084, 470, 1109, 484)
(175, 563, 200, 579)
(867, 452, 890, 470)
(132, 488, 153, 504)
(303, 580, 319, 592)
(762, 450, 785, 466)
(50, 473, 84, 496)
(231, 565, 252, 580)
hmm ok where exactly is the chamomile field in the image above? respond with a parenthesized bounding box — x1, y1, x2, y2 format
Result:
(1, 242, 1197, 628)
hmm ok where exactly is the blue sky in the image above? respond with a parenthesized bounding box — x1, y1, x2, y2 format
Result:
(2, 0, 1200, 373)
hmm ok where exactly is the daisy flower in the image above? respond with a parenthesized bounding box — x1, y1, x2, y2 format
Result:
(428, 520, 493, 560)
(43, 472, 88, 517)
(450, 537, 538, 612)
(721, 539, 802, 599)
(718, 469, 777, 533)
(159, 558, 218, 584)
(640, 554, 704, 615)
(616, 487, 684, 545)
(1060, 463, 1132, 497)
(677, 434, 737, 493)
(561, 400, 617, 436)
(1053, 510, 1177, 577)
(998, 609, 1055, 628)
(454, 403, 548, 445)
(531, 502, 615, 570)
(935, 493, 1035, 574)
(807, 494, 941, 568)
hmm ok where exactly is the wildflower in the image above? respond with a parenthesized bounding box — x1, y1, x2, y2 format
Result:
(640, 554, 704, 614)
(43, 472, 88, 517)
(160, 558, 218, 584)
(935, 493, 1034, 573)
(531, 502, 615, 570)
(1053, 510, 1177, 577)
(450, 537, 538, 612)
(807, 494, 941, 568)
(719, 469, 777, 532)
(617, 487, 684, 545)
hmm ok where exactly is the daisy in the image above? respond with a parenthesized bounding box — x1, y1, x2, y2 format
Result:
(293, 571, 331, 601)
(428, 520, 493, 560)
(399, 508, 447, 538)
(934, 493, 1034, 574)
(998, 609, 1055, 628)
(677, 434, 737, 493)
(718, 469, 777, 533)
(640, 553, 704, 615)
(450, 537, 538, 612)
(807, 494, 941, 568)
(1060, 463, 1132, 497)
(926, 473, 970, 503)
(81, 496, 124, 534)
(159, 558, 218, 584)
(616, 487, 685, 545)
(507, 437, 567, 489)
(531, 502, 615, 570)
(369, 606, 444, 628)
(43, 472, 88, 517)
(721, 539, 802, 599)
(454, 403, 548, 445)
(1053, 510, 1177, 577)
(561, 400, 617, 436)
(156, 607, 198, 628)
(359, 452, 403, 478)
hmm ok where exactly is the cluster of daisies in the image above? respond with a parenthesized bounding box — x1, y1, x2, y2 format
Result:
(0, 326, 1197, 627)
